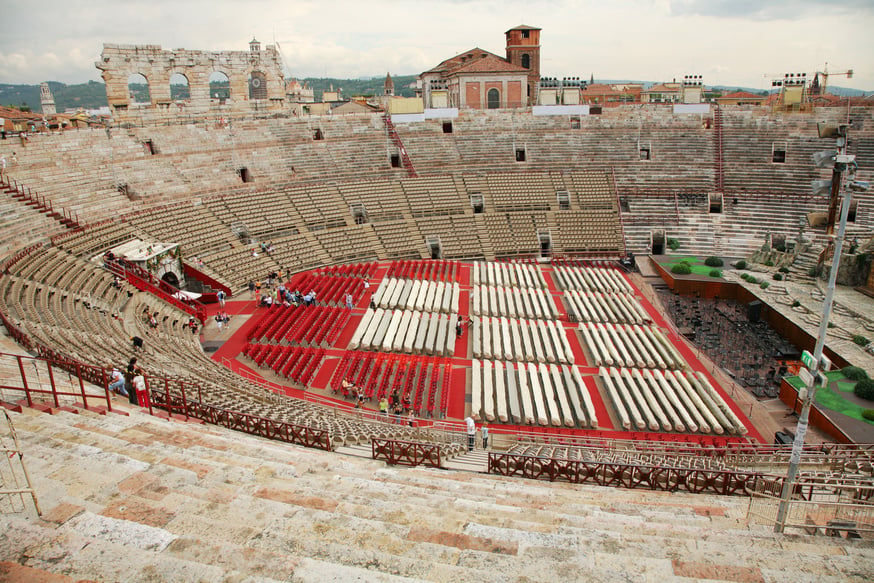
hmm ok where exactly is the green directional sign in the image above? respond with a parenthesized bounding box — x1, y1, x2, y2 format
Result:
(801, 350, 816, 370)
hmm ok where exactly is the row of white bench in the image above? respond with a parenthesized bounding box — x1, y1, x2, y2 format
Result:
(579, 323, 682, 369)
(599, 367, 748, 435)
(371, 278, 460, 314)
(471, 315, 575, 365)
(471, 261, 547, 289)
(564, 290, 650, 325)
(471, 360, 598, 428)
(348, 308, 458, 357)
(472, 284, 560, 320)
(553, 265, 634, 294)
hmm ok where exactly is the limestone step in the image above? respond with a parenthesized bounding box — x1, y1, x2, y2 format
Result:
(1, 397, 872, 582)
(441, 449, 490, 472)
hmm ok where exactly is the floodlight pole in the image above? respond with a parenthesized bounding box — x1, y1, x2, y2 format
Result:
(774, 129, 853, 533)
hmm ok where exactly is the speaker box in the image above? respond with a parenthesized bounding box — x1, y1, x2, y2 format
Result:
(747, 300, 762, 323)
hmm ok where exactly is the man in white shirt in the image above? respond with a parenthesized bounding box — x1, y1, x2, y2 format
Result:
(464, 416, 476, 452)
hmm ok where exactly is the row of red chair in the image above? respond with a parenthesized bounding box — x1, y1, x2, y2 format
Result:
(289, 273, 363, 306)
(247, 306, 293, 342)
(244, 343, 325, 386)
(315, 262, 375, 279)
(282, 306, 350, 346)
(438, 362, 453, 418)
(385, 259, 459, 282)
(329, 350, 448, 416)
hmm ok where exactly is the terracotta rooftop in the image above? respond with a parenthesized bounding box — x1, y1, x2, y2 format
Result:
(506, 24, 542, 32)
(718, 91, 766, 100)
(424, 48, 527, 76)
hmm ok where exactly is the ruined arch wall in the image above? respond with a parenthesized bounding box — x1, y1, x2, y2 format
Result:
(96, 43, 286, 123)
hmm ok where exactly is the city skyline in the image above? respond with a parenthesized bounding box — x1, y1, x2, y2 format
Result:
(0, 0, 871, 92)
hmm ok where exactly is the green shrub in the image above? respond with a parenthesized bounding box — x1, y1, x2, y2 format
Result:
(791, 300, 801, 308)
(764, 260, 775, 267)
(854, 379, 874, 401)
(773, 273, 783, 281)
(666, 237, 680, 251)
(760, 281, 769, 289)
(734, 260, 747, 270)
(842, 366, 869, 382)
(852, 334, 869, 347)
(862, 409, 874, 422)
(709, 269, 721, 277)
(671, 263, 692, 275)
(704, 256, 724, 267)
(779, 267, 790, 273)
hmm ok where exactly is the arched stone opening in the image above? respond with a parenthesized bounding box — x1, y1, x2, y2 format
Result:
(209, 71, 230, 102)
(170, 72, 190, 102)
(127, 73, 151, 105)
(162, 271, 180, 288)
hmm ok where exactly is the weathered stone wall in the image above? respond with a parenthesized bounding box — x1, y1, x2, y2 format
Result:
(96, 43, 286, 124)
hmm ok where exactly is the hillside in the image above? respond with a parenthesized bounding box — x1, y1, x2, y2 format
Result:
(1, 76, 865, 115)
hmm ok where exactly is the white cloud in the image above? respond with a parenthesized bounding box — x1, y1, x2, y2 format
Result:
(0, 0, 871, 90)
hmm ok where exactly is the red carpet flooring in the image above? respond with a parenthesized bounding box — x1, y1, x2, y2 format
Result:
(204, 261, 763, 444)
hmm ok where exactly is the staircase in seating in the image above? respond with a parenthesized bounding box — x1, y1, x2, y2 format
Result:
(714, 105, 725, 193)
(1, 174, 80, 230)
(383, 113, 418, 178)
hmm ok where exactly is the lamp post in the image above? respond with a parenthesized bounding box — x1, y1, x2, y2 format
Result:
(773, 123, 866, 532)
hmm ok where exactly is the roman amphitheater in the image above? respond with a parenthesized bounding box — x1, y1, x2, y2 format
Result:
(1, 43, 874, 581)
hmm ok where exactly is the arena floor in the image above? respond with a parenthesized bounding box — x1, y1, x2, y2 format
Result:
(203, 259, 764, 446)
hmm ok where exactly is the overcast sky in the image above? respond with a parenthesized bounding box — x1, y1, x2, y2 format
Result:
(1, 0, 872, 91)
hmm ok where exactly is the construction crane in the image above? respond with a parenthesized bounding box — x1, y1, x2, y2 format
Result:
(810, 63, 854, 97)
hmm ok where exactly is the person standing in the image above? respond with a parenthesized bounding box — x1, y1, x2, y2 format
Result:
(345, 293, 354, 309)
(481, 422, 489, 450)
(216, 289, 226, 309)
(464, 416, 476, 452)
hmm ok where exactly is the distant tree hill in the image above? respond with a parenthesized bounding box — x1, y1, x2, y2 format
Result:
(0, 75, 419, 113)
(0, 81, 108, 113)
(3, 76, 864, 113)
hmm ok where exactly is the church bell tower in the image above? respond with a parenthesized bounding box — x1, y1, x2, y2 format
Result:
(505, 25, 541, 105)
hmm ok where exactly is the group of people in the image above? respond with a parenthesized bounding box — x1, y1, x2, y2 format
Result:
(379, 388, 415, 426)
(464, 416, 489, 451)
(107, 356, 147, 407)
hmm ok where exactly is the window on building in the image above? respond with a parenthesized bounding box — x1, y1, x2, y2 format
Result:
(313, 128, 324, 141)
(639, 147, 651, 161)
(390, 154, 401, 168)
(521, 54, 530, 69)
(487, 88, 500, 109)
(442, 121, 453, 134)
(248, 71, 267, 100)
(515, 148, 527, 162)
(522, 30, 530, 39)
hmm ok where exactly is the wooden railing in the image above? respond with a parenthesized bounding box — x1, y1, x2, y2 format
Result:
(372, 437, 442, 467)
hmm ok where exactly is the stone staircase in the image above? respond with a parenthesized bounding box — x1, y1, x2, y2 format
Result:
(787, 244, 823, 283)
(1, 404, 872, 582)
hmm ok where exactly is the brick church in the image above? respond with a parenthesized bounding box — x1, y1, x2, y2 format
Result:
(418, 25, 541, 109)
